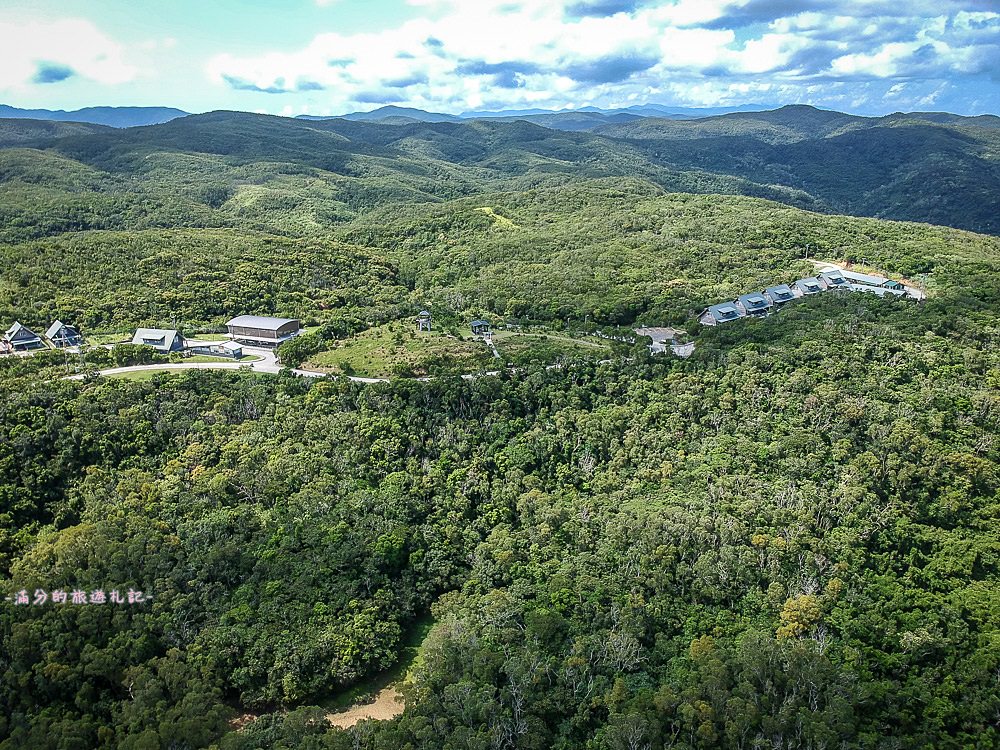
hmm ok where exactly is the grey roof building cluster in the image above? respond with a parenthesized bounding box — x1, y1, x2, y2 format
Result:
(127, 315, 302, 353)
(699, 267, 915, 326)
(2, 320, 82, 353)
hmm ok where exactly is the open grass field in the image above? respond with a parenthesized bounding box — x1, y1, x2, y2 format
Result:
(305, 320, 495, 378)
(491, 329, 616, 365)
(84, 332, 130, 346)
(106, 370, 174, 382)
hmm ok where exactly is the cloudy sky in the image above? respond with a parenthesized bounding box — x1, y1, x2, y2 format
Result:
(1, 0, 998, 116)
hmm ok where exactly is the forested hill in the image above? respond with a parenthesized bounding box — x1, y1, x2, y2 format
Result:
(1, 105, 999, 234)
(0, 118, 114, 148)
(0, 104, 189, 128)
(593, 104, 1000, 142)
(1, 100, 999, 749)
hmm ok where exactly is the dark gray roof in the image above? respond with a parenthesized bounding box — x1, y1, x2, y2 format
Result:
(764, 284, 794, 301)
(226, 315, 298, 329)
(819, 270, 849, 286)
(795, 277, 823, 292)
(707, 302, 743, 322)
(738, 292, 771, 309)
(45, 320, 80, 339)
(471, 319, 490, 326)
(4, 322, 41, 342)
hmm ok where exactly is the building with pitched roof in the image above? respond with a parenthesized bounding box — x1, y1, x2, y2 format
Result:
(737, 292, 772, 316)
(794, 277, 824, 295)
(818, 269, 851, 290)
(131, 328, 184, 353)
(764, 284, 795, 305)
(3, 322, 44, 351)
(45, 320, 82, 348)
(699, 302, 745, 326)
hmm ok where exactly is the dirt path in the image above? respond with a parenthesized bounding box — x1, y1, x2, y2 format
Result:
(326, 686, 404, 728)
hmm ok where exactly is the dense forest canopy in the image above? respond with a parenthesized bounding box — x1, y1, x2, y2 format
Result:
(0, 107, 998, 750)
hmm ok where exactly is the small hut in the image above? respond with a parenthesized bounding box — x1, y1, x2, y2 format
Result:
(470, 319, 491, 336)
(416, 310, 432, 332)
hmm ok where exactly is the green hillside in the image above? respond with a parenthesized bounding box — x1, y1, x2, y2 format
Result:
(2, 107, 998, 237)
(4, 178, 999, 335)
(0, 117, 114, 148)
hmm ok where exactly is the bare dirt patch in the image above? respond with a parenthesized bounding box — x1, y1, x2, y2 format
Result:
(326, 685, 404, 728)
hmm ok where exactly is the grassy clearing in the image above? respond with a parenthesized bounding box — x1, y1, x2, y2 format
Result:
(475, 206, 519, 229)
(86, 332, 129, 346)
(321, 615, 435, 712)
(106, 370, 173, 382)
(305, 320, 494, 378)
(492, 329, 614, 365)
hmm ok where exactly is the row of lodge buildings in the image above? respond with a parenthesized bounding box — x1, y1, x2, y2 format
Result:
(1, 320, 82, 353)
(699, 268, 914, 326)
(129, 315, 302, 356)
(2, 315, 301, 357)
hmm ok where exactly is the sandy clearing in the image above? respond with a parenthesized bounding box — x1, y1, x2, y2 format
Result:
(326, 686, 404, 728)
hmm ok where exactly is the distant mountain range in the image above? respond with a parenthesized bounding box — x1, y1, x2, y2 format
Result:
(2, 104, 997, 235)
(0, 101, 777, 133)
(5, 102, 1000, 137)
(463, 103, 771, 118)
(295, 103, 774, 131)
(0, 105, 189, 128)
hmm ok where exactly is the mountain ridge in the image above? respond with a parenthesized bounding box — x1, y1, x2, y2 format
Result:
(0, 105, 189, 128)
(1, 106, 997, 235)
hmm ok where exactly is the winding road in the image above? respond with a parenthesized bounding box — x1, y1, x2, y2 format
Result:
(65, 345, 505, 383)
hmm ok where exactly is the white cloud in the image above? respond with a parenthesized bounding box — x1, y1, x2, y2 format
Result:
(203, 0, 1000, 113)
(0, 18, 137, 90)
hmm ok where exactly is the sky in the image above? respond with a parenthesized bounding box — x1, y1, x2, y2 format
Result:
(1, 0, 999, 117)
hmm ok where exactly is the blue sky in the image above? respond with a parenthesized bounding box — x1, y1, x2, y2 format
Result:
(1, 0, 998, 116)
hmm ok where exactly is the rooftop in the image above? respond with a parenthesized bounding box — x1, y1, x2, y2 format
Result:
(227, 315, 299, 329)
(133, 328, 178, 342)
(765, 284, 795, 300)
(5, 322, 40, 340)
(796, 277, 823, 291)
(838, 269, 888, 286)
(708, 302, 744, 321)
(739, 292, 771, 309)
(45, 320, 80, 339)
(819, 270, 850, 286)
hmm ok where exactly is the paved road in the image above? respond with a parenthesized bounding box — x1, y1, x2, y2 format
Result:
(64, 345, 392, 383)
(63, 345, 511, 383)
